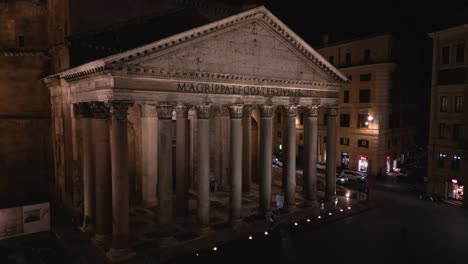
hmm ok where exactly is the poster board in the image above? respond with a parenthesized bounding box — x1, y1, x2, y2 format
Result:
(0, 202, 50, 240)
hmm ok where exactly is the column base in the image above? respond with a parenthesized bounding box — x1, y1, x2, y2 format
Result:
(231, 218, 243, 229)
(286, 205, 296, 213)
(198, 227, 212, 236)
(80, 223, 95, 233)
(159, 236, 178, 248)
(106, 247, 136, 263)
(93, 234, 111, 246)
(324, 195, 337, 202)
(142, 199, 158, 208)
(304, 200, 319, 208)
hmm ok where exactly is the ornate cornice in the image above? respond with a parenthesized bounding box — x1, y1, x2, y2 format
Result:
(89, 101, 110, 119)
(305, 105, 319, 117)
(242, 105, 253, 118)
(73, 102, 92, 118)
(109, 100, 133, 120)
(157, 103, 174, 120)
(326, 106, 338, 116)
(175, 103, 189, 118)
(284, 105, 297, 117)
(196, 104, 211, 119)
(228, 105, 243, 119)
(259, 104, 275, 118)
(140, 104, 158, 117)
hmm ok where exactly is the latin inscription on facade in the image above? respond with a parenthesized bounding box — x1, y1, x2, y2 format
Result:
(177, 82, 319, 97)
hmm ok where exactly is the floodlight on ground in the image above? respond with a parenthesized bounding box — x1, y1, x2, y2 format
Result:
(213, 247, 217, 251)
(248, 236, 253, 240)
(264, 231, 269, 235)
(340, 209, 344, 212)
(318, 216, 321, 219)
(328, 212, 332, 216)
(307, 219, 310, 222)
(294, 222, 298, 226)
(347, 206, 351, 210)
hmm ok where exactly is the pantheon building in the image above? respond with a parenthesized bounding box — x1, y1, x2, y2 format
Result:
(43, 6, 346, 261)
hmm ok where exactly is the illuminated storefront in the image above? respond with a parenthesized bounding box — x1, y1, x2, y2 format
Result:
(358, 155, 368, 172)
(447, 179, 464, 201)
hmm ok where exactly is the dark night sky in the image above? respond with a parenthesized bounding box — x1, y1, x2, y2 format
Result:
(254, 0, 468, 45)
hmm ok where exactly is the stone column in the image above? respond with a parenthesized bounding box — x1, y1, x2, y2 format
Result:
(304, 105, 319, 206)
(156, 103, 175, 241)
(196, 104, 211, 233)
(259, 104, 274, 216)
(229, 105, 243, 225)
(140, 104, 158, 208)
(107, 101, 135, 262)
(242, 106, 252, 193)
(325, 106, 338, 200)
(89, 101, 112, 244)
(175, 104, 189, 217)
(284, 105, 297, 212)
(74, 102, 95, 232)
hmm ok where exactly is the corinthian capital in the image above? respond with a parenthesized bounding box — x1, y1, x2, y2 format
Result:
(228, 105, 243, 119)
(157, 103, 174, 120)
(305, 105, 319, 117)
(140, 104, 158, 117)
(326, 106, 338, 116)
(284, 105, 297, 117)
(196, 104, 211, 119)
(109, 100, 133, 121)
(73, 102, 92, 118)
(259, 104, 275, 118)
(175, 103, 189, 119)
(89, 101, 110, 119)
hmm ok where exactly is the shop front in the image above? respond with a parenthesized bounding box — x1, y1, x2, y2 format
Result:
(447, 179, 464, 201)
(341, 152, 349, 169)
(358, 155, 368, 173)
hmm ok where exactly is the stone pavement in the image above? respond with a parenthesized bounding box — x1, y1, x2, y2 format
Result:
(49, 171, 369, 264)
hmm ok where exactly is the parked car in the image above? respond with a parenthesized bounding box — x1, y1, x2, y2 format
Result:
(316, 161, 326, 170)
(339, 170, 366, 180)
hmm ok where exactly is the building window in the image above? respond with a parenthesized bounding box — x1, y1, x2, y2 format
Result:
(358, 139, 369, 148)
(452, 154, 461, 170)
(299, 113, 304, 125)
(324, 136, 327, 143)
(441, 46, 450, 65)
(388, 114, 393, 129)
(438, 68, 467, 85)
(277, 112, 281, 123)
(440, 96, 448, 112)
(299, 133, 303, 140)
(359, 89, 370, 103)
(453, 124, 462, 140)
(340, 114, 350, 127)
(358, 114, 369, 128)
(340, 137, 349, 146)
(345, 53, 351, 65)
(363, 49, 371, 63)
(323, 114, 327, 126)
(360, 73, 372, 81)
(455, 96, 463, 112)
(438, 153, 446, 168)
(17, 34, 25, 48)
(278, 131, 282, 138)
(343, 90, 349, 103)
(329, 56, 334, 64)
(439, 123, 447, 139)
(456, 43, 465, 63)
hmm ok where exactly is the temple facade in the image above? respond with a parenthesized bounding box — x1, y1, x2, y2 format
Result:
(43, 6, 346, 261)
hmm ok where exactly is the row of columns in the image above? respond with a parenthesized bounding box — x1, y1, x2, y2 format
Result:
(75, 100, 338, 257)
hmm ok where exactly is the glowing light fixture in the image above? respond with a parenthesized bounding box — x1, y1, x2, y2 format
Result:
(318, 216, 322, 219)
(294, 222, 298, 226)
(213, 247, 217, 251)
(340, 209, 344, 212)
(367, 115, 374, 121)
(264, 231, 269, 235)
(248, 236, 253, 240)
(347, 206, 351, 210)
(328, 212, 332, 216)
(307, 219, 311, 222)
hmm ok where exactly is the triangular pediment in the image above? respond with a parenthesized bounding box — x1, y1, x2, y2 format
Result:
(55, 6, 347, 85)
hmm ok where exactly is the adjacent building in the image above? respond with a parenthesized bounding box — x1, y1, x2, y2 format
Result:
(317, 34, 427, 177)
(428, 25, 468, 207)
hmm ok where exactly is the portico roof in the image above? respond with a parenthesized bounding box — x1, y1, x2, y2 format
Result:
(45, 6, 347, 85)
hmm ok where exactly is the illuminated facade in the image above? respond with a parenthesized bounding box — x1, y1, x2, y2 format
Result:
(428, 25, 468, 207)
(317, 34, 420, 176)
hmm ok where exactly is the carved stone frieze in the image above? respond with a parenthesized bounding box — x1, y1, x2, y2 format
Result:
(109, 100, 133, 120)
(242, 105, 253, 118)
